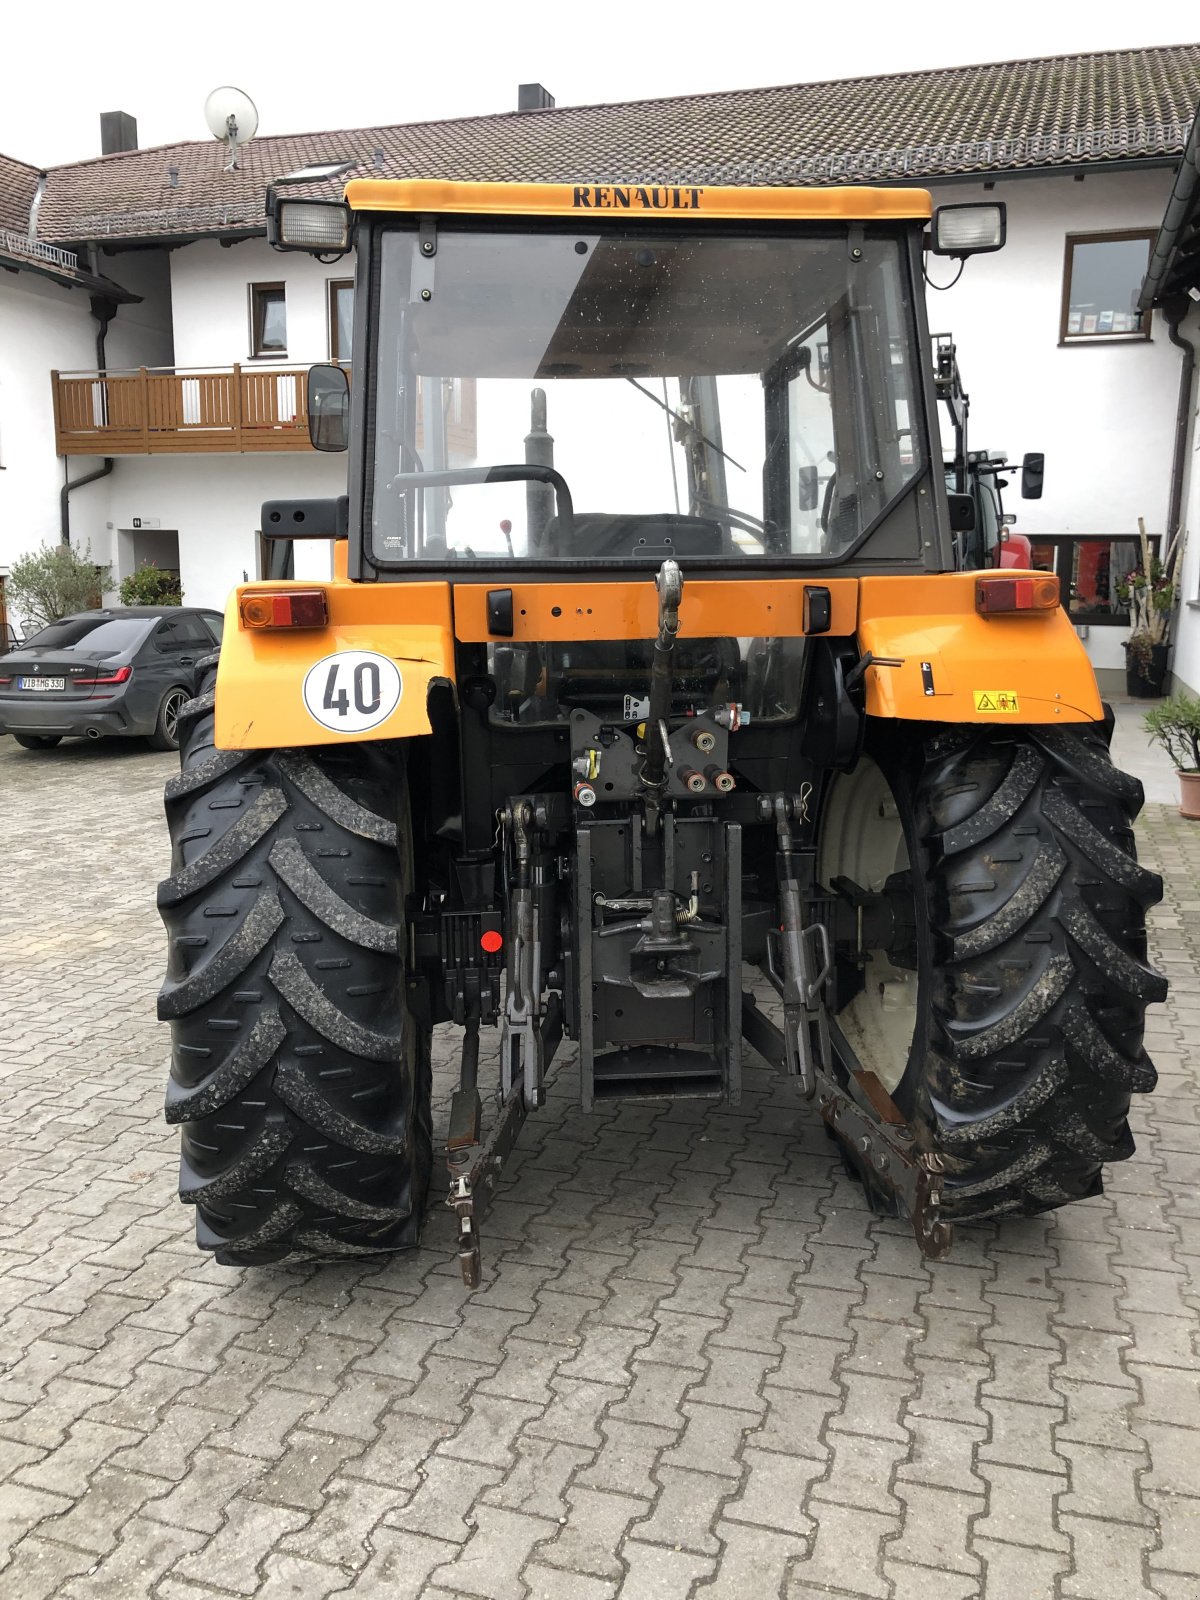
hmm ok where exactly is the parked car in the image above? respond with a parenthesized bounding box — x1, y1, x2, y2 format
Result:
(0, 607, 223, 752)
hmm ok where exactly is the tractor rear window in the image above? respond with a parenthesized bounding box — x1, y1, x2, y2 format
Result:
(368, 225, 926, 565)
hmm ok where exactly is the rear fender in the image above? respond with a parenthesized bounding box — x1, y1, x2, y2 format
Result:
(856, 572, 1103, 724)
(214, 578, 455, 750)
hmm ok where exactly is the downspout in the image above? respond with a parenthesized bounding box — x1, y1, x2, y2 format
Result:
(59, 284, 121, 544)
(90, 291, 118, 371)
(61, 459, 114, 545)
(1163, 298, 1197, 541)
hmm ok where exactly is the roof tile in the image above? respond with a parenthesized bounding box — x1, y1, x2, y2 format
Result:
(23, 44, 1200, 244)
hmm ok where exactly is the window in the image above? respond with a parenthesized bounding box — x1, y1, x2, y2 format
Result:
(201, 612, 225, 643)
(22, 617, 152, 651)
(250, 282, 287, 357)
(154, 615, 210, 650)
(370, 227, 925, 565)
(329, 279, 354, 361)
(1061, 233, 1154, 343)
(1022, 535, 1159, 624)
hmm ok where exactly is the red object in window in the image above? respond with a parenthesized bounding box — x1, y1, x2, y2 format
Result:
(239, 589, 328, 630)
(480, 929, 504, 954)
(996, 532, 1032, 569)
(74, 665, 133, 685)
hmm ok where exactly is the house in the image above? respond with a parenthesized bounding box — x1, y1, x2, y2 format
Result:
(1, 45, 1199, 694)
(1139, 100, 1200, 697)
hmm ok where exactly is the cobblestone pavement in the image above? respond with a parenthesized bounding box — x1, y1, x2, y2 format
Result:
(0, 732, 1197, 1600)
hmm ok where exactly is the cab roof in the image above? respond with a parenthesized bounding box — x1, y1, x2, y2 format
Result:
(343, 178, 933, 222)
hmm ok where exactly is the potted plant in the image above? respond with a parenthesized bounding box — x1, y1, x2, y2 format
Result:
(1116, 518, 1185, 697)
(1144, 691, 1200, 819)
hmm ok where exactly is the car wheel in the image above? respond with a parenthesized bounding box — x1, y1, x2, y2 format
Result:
(149, 687, 189, 752)
(13, 734, 63, 750)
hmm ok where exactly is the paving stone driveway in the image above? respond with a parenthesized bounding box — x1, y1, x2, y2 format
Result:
(0, 732, 1197, 1600)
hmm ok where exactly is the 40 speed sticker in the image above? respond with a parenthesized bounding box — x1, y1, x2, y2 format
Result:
(302, 651, 403, 733)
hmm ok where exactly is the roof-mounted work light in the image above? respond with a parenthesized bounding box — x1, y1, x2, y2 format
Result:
(267, 193, 351, 253)
(930, 202, 1007, 257)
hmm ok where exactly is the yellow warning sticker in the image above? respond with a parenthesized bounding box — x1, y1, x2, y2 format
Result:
(973, 690, 1020, 714)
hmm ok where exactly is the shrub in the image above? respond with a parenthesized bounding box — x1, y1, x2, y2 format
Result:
(119, 562, 183, 607)
(1144, 692, 1200, 773)
(8, 541, 113, 631)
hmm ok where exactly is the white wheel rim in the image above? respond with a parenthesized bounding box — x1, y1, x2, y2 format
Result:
(817, 755, 917, 1094)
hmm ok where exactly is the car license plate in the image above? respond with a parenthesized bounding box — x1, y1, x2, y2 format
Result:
(19, 677, 65, 691)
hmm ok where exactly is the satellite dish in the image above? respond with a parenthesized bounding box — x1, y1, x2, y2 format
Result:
(204, 86, 259, 171)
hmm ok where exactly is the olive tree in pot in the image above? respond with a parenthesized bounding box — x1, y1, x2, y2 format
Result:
(1144, 692, 1200, 819)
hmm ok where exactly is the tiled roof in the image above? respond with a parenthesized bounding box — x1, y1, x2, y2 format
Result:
(0, 152, 40, 234)
(26, 44, 1200, 245)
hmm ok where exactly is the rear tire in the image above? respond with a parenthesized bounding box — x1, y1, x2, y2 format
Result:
(149, 686, 189, 751)
(820, 723, 1165, 1222)
(157, 664, 432, 1265)
(14, 734, 62, 750)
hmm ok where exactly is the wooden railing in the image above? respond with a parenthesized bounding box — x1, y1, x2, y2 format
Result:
(52, 366, 479, 459)
(52, 365, 315, 455)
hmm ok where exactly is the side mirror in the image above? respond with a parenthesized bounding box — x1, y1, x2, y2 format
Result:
(1021, 452, 1044, 500)
(947, 492, 976, 534)
(797, 465, 819, 512)
(307, 363, 349, 453)
(930, 202, 1006, 257)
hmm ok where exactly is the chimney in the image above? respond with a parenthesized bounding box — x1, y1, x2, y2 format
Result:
(518, 83, 555, 112)
(100, 111, 138, 155)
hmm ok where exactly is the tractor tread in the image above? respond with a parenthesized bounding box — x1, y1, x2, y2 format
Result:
(159, 661, 430, 1264)
(164, 1009, 287, 1124)
(948, 841, 1067, 960)
(157, 789, 288, 906)
(274, 751, 399, 846)
(854, 725, 1163, 1225)
(268, 836, 401, 951)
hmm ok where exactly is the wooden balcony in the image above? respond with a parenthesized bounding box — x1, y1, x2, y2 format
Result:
(52, 366, 479, 460)
(52, 365, 316, 456)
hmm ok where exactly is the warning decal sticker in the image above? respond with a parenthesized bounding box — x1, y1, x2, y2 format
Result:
(973, 690, 1020, 714)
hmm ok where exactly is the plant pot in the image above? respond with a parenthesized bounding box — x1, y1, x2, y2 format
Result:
(1179, 769, 1200, 821)
(1125, 642, 1169, 698)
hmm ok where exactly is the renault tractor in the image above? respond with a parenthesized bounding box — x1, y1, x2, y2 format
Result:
(157, 179, 1165, 1281)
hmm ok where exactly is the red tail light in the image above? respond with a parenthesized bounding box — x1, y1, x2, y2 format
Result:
(976, 575, 1060, 615)
(74, 665, 133, 685)
(240, 589, 329, 630)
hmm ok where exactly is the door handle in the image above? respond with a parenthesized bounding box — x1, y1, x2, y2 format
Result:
(179, 657, 194, 665)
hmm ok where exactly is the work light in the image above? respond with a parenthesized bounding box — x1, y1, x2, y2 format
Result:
(272, 200, 351, 252)
(930, 203, 1007, 257)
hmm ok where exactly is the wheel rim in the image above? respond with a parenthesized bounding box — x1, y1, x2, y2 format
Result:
(817, 754, 917, 1094)
(163, 690, 187, 744)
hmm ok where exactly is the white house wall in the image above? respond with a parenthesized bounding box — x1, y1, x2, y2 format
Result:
(1170, 303, 1200, 698)
(68, 238, 352, 611)
(102, 453, 340, 613)
(929, 168, 1182, 680)
(169, 239, 342, 368)
(0, 248, 173, 628)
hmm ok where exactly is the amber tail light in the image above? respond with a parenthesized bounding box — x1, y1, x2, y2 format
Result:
(975, 575, 1060, 615)
(239, 590, 329, 630)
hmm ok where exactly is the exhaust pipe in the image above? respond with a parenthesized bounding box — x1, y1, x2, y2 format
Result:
(85, 726, 103, 739)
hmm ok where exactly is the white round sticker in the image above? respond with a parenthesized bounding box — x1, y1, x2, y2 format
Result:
(302, 651, 402, 733)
